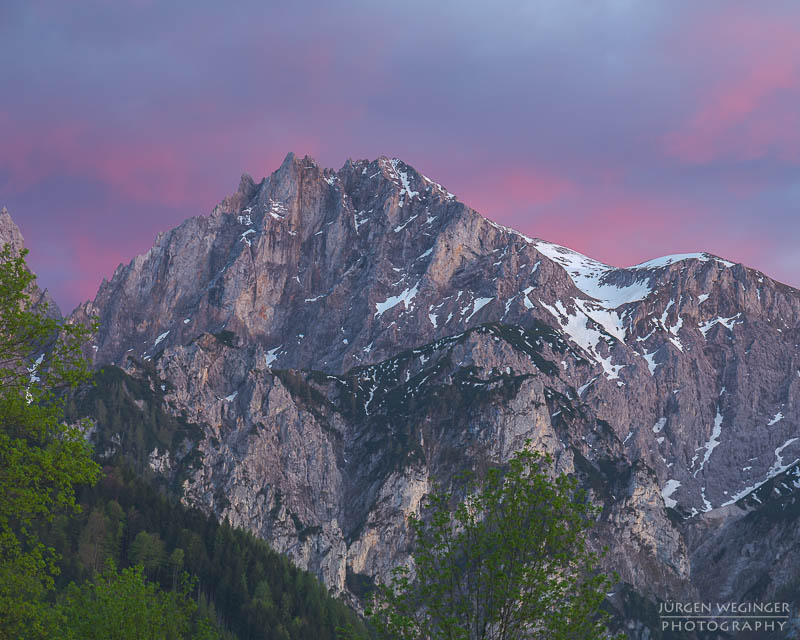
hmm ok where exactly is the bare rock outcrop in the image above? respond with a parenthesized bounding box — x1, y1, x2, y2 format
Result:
(51, 154, 800, 633)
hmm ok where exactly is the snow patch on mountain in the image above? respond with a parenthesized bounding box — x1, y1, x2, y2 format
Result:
(662, 480, 681, 508)
(154, 331, 170, 347)
(699, 314, 742, 337)
(465, 297, 493, 323)
(267, 199, 288, 219)
(241, 229, 256, 246)
(692, 409, 724, 477)
(540, 300, 623, 379)
(265, 346, 282, 368)
(534, 241, 653, 308)
(375, 282, 420, 317)
(631, 252, 735, 269)
(721, 439, 800, 507)
(643, 350, 659, 375)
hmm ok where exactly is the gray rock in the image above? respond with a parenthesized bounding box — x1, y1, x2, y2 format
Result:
(60, 154, 800, 626)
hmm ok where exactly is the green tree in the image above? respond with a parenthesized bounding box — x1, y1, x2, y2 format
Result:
(169, 547, 186, 590)
(0, 244, 99, 638)
(104, 499, 126, 564)
(352, 445, 620, 640)
(56, 563, 218, 640)
(130, 530, 166, 580)
(77, 508, 110, 573)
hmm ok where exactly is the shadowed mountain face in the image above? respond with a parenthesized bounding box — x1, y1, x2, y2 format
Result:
(58, 153, 800, 633)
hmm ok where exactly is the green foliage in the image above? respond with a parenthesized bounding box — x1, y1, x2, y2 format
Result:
(45, 463, 367, 640)
(0, 244, 99, 638)
(62, 355, 370, 640)
(347, 444, 620, 640)
(0, 246, 363, 639)
(130, 530, 167, 579)
(55, 563, 217, 640)
(212, 330, 237, 348)
(63, 365, 203, 481)
(0, 246, 221, 638)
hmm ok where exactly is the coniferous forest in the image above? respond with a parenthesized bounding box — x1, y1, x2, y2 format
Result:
(43, 460, 366, 640)
(55, 363, 368, 638)
(0, 245, 367, 640)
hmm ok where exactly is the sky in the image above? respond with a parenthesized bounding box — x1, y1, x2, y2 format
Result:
(1, 0, 799, 311)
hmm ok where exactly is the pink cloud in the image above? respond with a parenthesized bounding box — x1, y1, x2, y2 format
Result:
(1, 118, 211, 207)
(0, 112, 322, 214)
(62, 234, 132, 305)
(664, 11, 800, 164)
(527, 195, 692, 266)
(458, 167, 576, 219)
(492, 184, 763, 273)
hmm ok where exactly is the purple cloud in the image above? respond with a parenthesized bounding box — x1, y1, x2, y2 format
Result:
(1, 0, 798, 310)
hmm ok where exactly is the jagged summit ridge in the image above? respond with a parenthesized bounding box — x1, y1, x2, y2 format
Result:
(73, 152, 765, 372)
(62, 154, 800, 618)
(70, 153, 800, 516)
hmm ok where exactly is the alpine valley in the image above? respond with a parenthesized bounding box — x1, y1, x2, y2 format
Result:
(10, 153, 800, 637)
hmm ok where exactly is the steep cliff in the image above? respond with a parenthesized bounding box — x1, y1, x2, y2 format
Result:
(63, 154, 800, 634)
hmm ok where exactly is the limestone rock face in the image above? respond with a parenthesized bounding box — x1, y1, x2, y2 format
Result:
(0, 206, 26, 255)
(65, 154, 800, 627)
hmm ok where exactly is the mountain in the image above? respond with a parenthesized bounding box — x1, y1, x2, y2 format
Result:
(65, 153, 800, 635)
(0, 205, 62, 318)
(0, 206, 26, 254)
(3, 205, 369, 640)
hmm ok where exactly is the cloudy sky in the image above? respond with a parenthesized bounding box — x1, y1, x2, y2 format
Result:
(2, 1, 798, 310)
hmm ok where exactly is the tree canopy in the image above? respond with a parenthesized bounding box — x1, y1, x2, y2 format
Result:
(55, 563, 218, 640)
(0, 244, 99, 638)
(355, 445, 621, 640)
(0, 244, 365, 639)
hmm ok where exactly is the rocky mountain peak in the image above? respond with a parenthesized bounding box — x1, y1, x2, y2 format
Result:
(237, 172, 258, 200)
(64, 154, 800, 624)
(0, 206, 26, 255)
